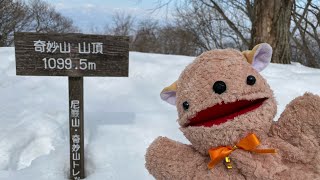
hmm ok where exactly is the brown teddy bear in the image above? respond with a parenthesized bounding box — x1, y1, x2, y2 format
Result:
(145, 43, 320, 180)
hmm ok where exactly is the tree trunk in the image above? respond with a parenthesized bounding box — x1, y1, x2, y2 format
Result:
(252, 0, 293, 64)
(0, 35, 3, 47)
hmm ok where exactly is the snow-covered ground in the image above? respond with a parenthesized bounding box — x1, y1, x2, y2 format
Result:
(0, 47, 320, 180)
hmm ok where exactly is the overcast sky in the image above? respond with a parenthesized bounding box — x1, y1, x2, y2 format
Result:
(45, 0, 171, 33)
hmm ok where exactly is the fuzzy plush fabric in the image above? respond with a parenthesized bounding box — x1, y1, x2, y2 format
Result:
(145, 43, 320, 179)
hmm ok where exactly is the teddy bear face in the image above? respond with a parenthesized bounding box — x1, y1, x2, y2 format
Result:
(176, 49, 277, 155)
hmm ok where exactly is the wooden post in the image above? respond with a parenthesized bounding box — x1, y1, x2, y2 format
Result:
(69, 77, 85, 179)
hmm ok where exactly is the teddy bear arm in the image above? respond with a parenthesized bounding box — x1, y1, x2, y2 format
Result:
(145, 136, 206, 180)
(270, 93, 320, 147)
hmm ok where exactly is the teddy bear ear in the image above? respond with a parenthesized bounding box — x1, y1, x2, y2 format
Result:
(242, 43, 272, 72)
(160, 81, 177, 105)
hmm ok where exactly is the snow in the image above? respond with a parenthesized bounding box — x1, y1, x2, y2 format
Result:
(1, 47, 320, 179)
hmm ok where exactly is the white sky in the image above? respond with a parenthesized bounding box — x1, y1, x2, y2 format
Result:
(45, 0, 172, 33)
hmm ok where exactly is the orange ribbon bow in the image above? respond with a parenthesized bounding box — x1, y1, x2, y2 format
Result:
(208, 133, 276, 169)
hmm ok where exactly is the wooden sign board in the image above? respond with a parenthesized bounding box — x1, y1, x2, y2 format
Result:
(15, 32, 129, 77)
(14, 32, 129, 180)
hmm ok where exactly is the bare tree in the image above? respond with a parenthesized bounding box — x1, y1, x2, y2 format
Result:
(158, 25, 199, 55)
(0, 0, 78, 47)
(155, 0, 293, 64)
(252, 0, 293, 64)
(27, 0, 78, 33)
(130, 18, 199, 56)
(174, 1, 246, 52)
(0, 0, 29, 46)
(198, 0, 293, 64)
(107, 11, 135, 36)
(291, 0, 320, 67)
(196, 0, 252, 48)
(131, 19, 159, 53)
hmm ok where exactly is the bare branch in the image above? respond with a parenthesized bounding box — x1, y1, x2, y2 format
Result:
(199, 0, 250, 47)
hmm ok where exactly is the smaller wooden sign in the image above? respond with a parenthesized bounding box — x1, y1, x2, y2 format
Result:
(69, 77, 84, 179)
(15, 32, 129, 77)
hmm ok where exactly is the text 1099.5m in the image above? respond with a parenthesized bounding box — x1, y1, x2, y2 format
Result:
(42, 58, 97, 70)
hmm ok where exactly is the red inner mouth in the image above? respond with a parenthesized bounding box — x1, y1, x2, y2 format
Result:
(187, 98, 267, 127)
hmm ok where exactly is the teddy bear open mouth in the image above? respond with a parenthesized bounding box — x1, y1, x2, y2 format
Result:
(187, 98, 268, 127)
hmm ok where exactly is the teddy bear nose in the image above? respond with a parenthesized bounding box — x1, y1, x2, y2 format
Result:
(213, 81, 227, 94)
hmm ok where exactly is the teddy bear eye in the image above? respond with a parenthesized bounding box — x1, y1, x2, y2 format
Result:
(213, 81, 227, 94)
(182, 101, 189, 111)
(247, 75, 256, 85)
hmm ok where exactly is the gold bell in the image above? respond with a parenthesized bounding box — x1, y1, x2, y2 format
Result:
(224, 157, 232, 169)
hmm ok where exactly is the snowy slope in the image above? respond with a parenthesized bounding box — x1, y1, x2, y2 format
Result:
(0, 47, 320, 180)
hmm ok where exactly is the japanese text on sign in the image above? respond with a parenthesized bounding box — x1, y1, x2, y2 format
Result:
(71, 100, 81, 179)
(33, 40, 104, 54)
(33, 41, 100, 71)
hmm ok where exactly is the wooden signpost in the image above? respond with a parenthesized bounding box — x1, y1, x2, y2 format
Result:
(14, 32, 129, 179)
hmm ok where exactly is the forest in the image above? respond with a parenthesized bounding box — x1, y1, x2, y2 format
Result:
(1, 0, 319, 67)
